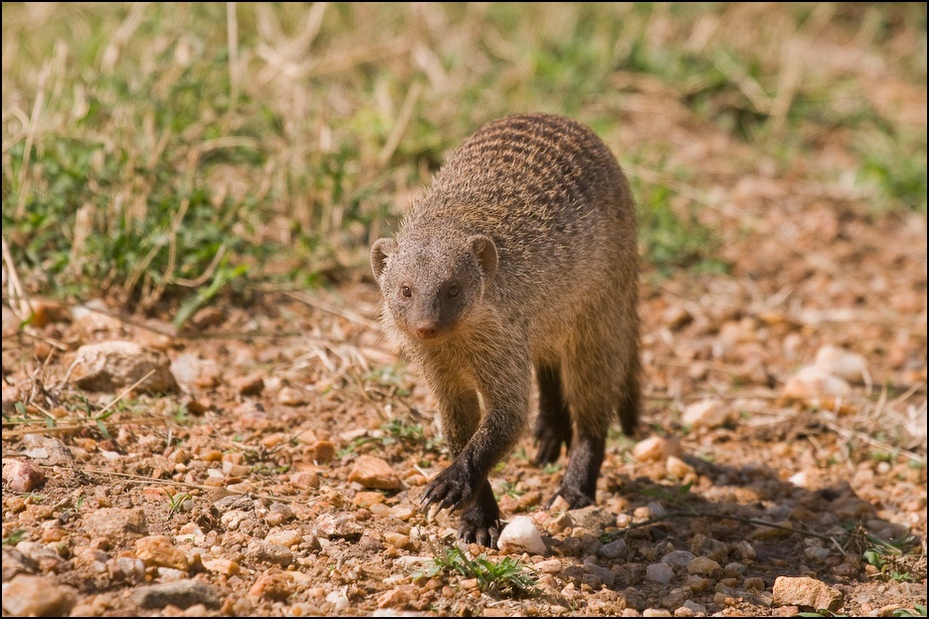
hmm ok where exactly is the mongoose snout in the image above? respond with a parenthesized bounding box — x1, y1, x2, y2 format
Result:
(371, 112, 641, 547)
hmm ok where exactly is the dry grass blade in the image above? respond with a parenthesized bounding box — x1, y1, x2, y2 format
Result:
(285, 290, 376, 329)
(226, 1, 240, 115)
(2, 235, 33, 319)
(13, 63, 49, 221)
(823, 418, 925, 465)
(1, 417, 169, 439)
(92, 369, 157, 421)
(379, 81, 424, 167)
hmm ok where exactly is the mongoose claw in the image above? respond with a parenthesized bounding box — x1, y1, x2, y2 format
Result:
(421, 462, 477, 513)
(458, 490, 502, 547)
(458, 519, 500, 548)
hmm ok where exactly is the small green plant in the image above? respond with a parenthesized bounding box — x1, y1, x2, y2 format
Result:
(855, 130, 928, 215)
(500, 481, 525, 499)
(164, 489, 192, 518)
(862, 532, 924, 583)
(642, 481, 695, 507)
(892, 605, 927, 617)
(636, 182, 729, 278)
(382, 418, 426, 446)
(2, 530, 26, 546)
(367, 365, 412, 397)
(252, 463, 291, 476)
(60, 495, 86, 521)
(338, 417, 438, 458)
(424, 546, 539, 598)
(869, 449, 897, 464)
(172, 402, 195, 425)
(541, 462, 562, 475)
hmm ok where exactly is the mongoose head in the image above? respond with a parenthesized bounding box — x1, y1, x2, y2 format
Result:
(371, 231, 498, 344)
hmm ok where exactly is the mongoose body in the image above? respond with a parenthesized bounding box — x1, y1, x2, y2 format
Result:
(371, 112, 640, 546)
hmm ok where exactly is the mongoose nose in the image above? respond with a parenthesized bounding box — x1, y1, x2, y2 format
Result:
(415, 322, 439, 339)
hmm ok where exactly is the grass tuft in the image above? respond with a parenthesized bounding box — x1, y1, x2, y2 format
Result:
(2, 3, 924, 313)
(424, 545, 539, 599)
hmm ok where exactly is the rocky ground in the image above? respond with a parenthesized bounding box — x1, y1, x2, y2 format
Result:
(2, 184, 927, 616)
(2, 54, 928, 617)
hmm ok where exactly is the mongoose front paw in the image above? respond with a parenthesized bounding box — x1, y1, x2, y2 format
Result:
(458, 489, 502, 547)
(421, 462, 478, 512)
(458, 517, 501, 548)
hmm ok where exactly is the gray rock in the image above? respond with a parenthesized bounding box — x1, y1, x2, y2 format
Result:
(130, 579, 221, 610)
(689, 534, 729, 563)
(247, 539, 294, 566)
(646, 562, 675, 584)
(661, 549, 697, 568)
(583, 560, 616, 588)
(598, 538, 628, 560)
(213, 494, 255, 511)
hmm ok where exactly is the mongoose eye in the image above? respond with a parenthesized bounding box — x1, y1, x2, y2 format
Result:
(448, 285, 459, 298)
(400, 285, 412, 298)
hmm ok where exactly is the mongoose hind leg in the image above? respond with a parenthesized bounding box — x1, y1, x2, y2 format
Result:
(548, 430, 605, 509)
(534, 363, 572, 465)
(547, 344, 619, 509)
(458, 480, 502, 547)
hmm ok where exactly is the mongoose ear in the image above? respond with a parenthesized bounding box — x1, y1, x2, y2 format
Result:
(469, 235, 498, 276)
(371, 238, 398, 279)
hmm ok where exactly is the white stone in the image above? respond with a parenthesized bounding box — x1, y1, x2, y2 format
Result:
(646, 562, 674, 584)
(682, 399, 730, 429)
(496, 516, 547, 555)
(788, 471, 808, 488)
(814, 345, 869, 384)
(326, 588, 350, 611)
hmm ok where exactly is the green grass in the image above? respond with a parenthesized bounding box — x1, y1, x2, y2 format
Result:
(861, 531, 926, 584)
(2, 3, 925, 316)
(423, 545, 539, 598)
(336, 416, 436, 458)
(2, 529, 26, 546)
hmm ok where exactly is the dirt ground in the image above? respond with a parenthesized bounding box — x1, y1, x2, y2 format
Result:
(2, 73, 928, 617)
(2, 184, 927, 617)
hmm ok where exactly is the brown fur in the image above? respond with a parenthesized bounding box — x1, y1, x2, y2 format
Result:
(371, 113, 641, 546)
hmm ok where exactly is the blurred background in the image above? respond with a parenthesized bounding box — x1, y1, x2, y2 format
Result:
(2, 2, 926, 325)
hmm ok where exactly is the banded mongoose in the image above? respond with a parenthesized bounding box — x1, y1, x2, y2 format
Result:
(371, 112, 641, 547)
